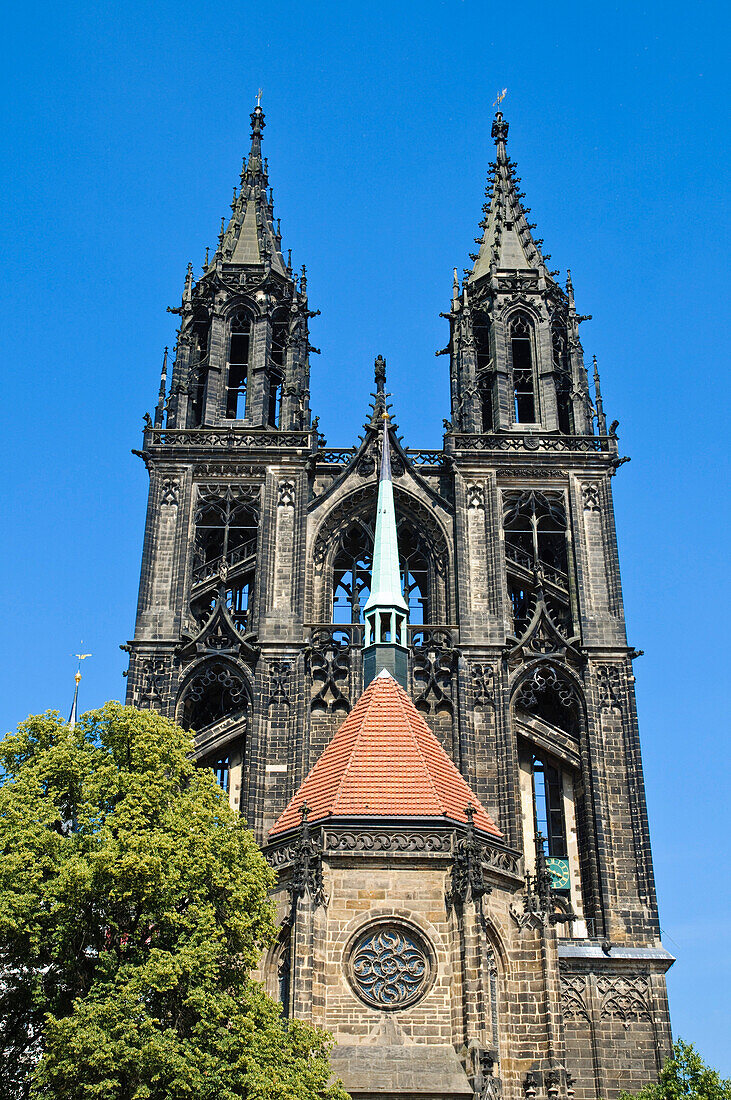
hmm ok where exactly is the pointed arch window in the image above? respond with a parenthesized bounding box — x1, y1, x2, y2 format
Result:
(191, 486, 259, 631)
(226, 310, 251, 420)
(474, 309, 495, 431)
(551, 320, 573, 434)
(509, 313, 537, 424)
(192, 489, 258, 579)
(268, 311, 288, 427)
(331, 516, 432, 626)
(179, 661, 249, 732)
(503, 490, 571, 636)
(190, 314, 211, 427)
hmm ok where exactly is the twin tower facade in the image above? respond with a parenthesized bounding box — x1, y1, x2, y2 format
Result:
(124, 104, 673, 1100)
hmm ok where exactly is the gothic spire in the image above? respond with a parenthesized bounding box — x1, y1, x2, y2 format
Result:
(470, 110, 547, 281)
(214, 96, 287, 275)
(365, 414, 409, 618)
(363, 397, 409, 688)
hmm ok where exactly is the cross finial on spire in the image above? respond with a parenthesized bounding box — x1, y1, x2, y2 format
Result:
(256, 87, 263, 107)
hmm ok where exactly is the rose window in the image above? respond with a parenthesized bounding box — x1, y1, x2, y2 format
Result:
(347, 923, 432, 1010)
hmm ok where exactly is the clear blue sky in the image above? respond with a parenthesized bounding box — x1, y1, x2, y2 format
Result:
(2, 0, 729, 1072)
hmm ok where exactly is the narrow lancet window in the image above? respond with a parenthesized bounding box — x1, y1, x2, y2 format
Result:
(268, 312, 288, 426)
(474, 309, 495, 431)
(510, 314, 536, 424)
(551, 321, 573, 434)
(226, 311, 251, 419)
(190, 316, 211, 427)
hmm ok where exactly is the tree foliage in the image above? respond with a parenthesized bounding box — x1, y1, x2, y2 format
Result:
(0, 703, 348, 1100)
(621, 1041, 731, 1100)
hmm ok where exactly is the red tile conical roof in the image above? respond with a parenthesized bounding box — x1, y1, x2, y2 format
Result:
(269, 670, 501, 838)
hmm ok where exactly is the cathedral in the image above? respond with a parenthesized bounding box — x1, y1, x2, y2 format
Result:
(124, 101, 674, 1100)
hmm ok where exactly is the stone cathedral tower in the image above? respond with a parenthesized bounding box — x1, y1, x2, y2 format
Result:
(124, 103, 673, 1100)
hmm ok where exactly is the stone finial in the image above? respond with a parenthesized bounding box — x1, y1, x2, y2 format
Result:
(491, 110, 509, 146)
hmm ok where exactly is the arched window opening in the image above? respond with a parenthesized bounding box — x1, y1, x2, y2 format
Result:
(330, 516, 433, 626)
(332, 522, 372, 624)
(551, 322, 573, 434)
(516, 664, 581, 738)
(226, 311, 251, 420)
(474, 310, 495, 431)
(398, 524, 429, 625)
(503, 490, 571, 636)
(179, 661, 248, 733)
(268, 313, 288, 427)
(510, 314, 537, 424)
(191, 486, 258, 632)
(192, 487, 259, 585)
(190, 315, 211, 427)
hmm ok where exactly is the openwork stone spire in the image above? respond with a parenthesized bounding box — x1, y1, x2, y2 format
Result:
(214, 97, 287, 274)
(470, 110, 548, 281)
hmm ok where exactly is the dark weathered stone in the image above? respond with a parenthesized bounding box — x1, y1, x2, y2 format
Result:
(124, 103, 672, 1100)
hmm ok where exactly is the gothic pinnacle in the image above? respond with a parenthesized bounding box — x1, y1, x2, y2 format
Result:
(154, 346, 168, 428)
(247, 96, 266, 177)
(183, 262, 193, 303)
(593, 355, 607, 435)
(566, 268, 575, 307)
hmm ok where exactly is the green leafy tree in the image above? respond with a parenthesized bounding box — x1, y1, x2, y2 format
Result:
(0, 703, 348, 1100)
(621, 1041, 731, 1100)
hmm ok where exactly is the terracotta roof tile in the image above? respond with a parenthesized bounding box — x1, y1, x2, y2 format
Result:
(269, 670, 501, 838)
